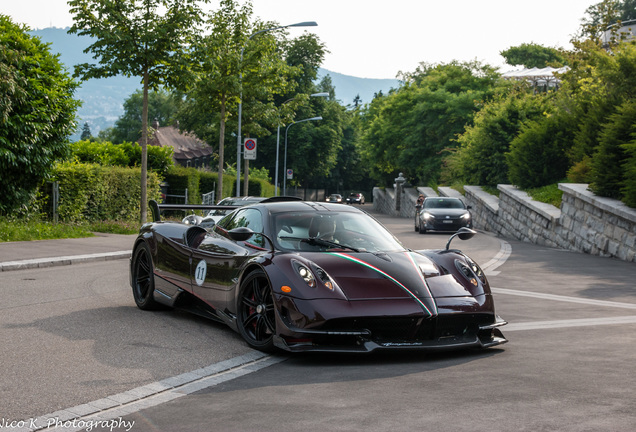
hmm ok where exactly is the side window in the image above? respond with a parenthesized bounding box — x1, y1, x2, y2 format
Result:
(224, 208, 265, 247)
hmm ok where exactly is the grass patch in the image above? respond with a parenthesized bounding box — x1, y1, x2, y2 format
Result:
(0, 218, 140, 242)
(481, 185, 500, 196)
(525, 183, 563, 207)
(0, 220, 95, 242)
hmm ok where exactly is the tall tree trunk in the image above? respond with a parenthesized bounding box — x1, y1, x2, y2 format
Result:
(217, 94, 226, 202)
(140, 68, 149, 224)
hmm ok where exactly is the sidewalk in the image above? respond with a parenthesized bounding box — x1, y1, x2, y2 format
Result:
(0, 232, 137, 272)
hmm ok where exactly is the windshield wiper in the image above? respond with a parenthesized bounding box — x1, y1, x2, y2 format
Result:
(279, 236, 361, 252)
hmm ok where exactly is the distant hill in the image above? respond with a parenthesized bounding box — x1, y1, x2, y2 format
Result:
(317, 69, 399, 107)
(31, 27, 400, 140)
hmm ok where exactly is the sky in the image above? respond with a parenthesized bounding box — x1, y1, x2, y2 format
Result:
(2, 0, 599, 79)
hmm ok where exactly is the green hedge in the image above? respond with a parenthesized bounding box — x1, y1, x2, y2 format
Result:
(165, 167, 274, 203)
(46, 162, 162, 222)
(163, 165, 201, 204)
(70, 140, 174, 175)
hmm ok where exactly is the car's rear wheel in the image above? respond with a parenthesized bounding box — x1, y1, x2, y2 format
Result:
(237, 269, 276, 352)
(131, 242, 159, 310)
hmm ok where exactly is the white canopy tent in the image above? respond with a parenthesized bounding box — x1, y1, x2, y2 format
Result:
(501, 66, 569, 89)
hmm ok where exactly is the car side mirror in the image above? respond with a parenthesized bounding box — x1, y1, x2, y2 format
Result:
(228, 227, 276, 252)
(445, 227, 477, 251)
(228, 227, 255, 242)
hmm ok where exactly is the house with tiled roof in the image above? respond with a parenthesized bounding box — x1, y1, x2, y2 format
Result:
(147, 120, 216, 169)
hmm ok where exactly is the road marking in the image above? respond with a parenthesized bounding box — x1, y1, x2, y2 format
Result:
(481, 239, 511, 276)
(504, 315, 636, 331)
(17, 351, 286, 432)
(492, 287, 636, 310)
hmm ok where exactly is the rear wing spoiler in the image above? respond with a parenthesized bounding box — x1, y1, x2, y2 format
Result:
(149, 196, 302, 222)
(149, 200, 238, 222)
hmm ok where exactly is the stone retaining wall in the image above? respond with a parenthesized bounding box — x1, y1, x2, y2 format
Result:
(557, 184, 636, 261)
(373, 183, 636, 263)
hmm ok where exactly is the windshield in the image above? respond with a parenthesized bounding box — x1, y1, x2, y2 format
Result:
(424, 198, 465, 209)
(272, 211, 404, 253)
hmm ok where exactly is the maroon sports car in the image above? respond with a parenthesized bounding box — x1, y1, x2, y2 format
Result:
(130, 199, 507, 353)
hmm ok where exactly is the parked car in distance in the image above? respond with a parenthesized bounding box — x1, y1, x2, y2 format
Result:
(416, 197, 472, 234)
(345, 193, 365, 205)
(326, 194, 343, 203)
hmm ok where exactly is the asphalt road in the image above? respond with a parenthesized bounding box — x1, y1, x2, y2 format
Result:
(1, 207, 635, 432)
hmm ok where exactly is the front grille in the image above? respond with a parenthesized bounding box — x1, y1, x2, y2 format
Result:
(323, 317, 420, 339)
(322, 314, 493, 343)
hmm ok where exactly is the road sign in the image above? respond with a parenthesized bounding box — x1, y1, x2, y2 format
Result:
(244, 138, 256, 160)
(286, 169, 293, 179)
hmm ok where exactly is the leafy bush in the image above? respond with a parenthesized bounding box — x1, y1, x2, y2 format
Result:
(0, 16, 80, 215)
(46, 162, 162, 222)
(507, 114, 574, 189)
(163, 165, 201, 204)
(620, 141, 636, 208)
(70, 140, 174, 175)
(589, 99, 636, 200)
(451, 87, 551, 186)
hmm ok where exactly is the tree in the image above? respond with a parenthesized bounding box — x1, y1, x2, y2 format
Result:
(506, 113, 574, 189)
(362, 61, 503, 186)
(578, 0, 622, 42)
(500, 43, 567, 68)
(591, 99, 636, 199)
(0, 15, 80, 215)
(447, 84, 551, 186)
(68, 0, 207, 223)
(80, 122, 92, 141)
(186, 0, 300, 200)
(111, 89, 182, 144)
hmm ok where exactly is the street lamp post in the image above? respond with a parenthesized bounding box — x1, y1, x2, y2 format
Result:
(283, 116, 322, 196)
(236, 21, 317, 197)
(274, 92, 328, 196)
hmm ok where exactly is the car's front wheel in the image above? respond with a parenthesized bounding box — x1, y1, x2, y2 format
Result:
(237, 269, 276, 352)
(131, 242, 159, 310)
(419, 221, 427, 234)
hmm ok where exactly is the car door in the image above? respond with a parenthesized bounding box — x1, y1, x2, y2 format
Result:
(192, 208, 265, 310)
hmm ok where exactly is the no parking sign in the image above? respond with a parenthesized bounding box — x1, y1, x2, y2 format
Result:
(244, 138, 256, 160)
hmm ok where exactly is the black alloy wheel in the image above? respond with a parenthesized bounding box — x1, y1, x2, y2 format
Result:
(237, 269, 276, 352)
(132, 242, 159, 310)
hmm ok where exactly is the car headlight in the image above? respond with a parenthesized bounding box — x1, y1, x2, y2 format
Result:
(292, 260, 335, 291)
(293, 261, 316, 287)
(461, 213, 471, 220)
(422, 212, 434, 219)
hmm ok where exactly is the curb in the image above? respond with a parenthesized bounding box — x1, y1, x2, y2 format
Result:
(0, 251, 131, 272)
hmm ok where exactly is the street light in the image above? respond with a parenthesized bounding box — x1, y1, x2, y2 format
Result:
(283, 116, 323, 196)
(236, 21, 318, 197)
(274, 92, 329, 196)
